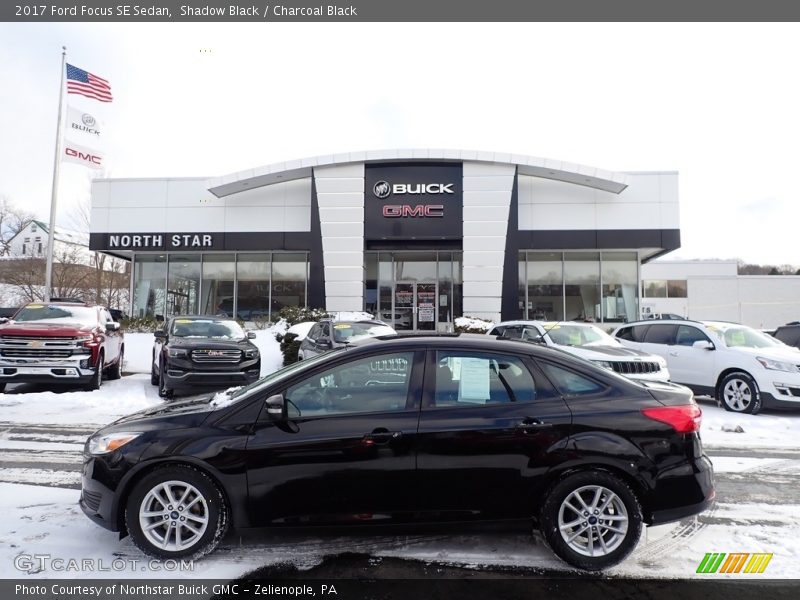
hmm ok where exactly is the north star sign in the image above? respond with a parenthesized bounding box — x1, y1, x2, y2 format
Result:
(106, 233, 220, 250)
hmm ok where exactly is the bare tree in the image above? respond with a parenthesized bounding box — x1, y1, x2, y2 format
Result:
(0, 195, 34, 256)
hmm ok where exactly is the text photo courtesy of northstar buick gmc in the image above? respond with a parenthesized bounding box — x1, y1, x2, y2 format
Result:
(81, 334, 714, 572)
(0, 301, 124, 392)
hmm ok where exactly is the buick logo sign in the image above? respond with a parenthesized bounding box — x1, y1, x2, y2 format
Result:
(373, 180, 391, 199)
(81, 113, 96, 127)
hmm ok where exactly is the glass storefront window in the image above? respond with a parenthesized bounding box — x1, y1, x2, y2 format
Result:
(667, 280, 688, 298)
(132, 255, 166, 320)
(643, 280, 668, 298)
(564, 252, 600, 322)
(526, 252, 564, 321)
(167, 255, 201, 316)
(271, 253, 307, 313)
(601, 252, 638, 323)
(365, 252, 378, 317)
(201, 254, 235, 316)
(236, 253, 270, 320)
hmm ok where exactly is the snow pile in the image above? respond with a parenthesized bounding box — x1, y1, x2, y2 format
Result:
(699, 402, 800, 450)
(455, 316, 494, 332)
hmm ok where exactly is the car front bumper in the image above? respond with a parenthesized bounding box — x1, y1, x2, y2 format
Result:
(163, 367, 260, 390)
(0, 356, 97, 383)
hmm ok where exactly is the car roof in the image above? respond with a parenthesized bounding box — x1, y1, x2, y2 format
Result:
(322, 319, 387, 326)
(170, 315, 231, 322)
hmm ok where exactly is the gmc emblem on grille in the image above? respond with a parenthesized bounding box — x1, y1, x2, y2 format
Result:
(207, 351, 224, 356)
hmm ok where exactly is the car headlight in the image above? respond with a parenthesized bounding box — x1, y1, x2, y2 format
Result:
(592, 360, 614, 370)
(245, 348, 259, 359)
(168, 347, 188, 358)
(756, 357, 800, 373)
(88, 432, 141, 455)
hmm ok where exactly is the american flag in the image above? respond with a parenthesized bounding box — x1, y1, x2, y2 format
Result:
(66, 63, 112, 103)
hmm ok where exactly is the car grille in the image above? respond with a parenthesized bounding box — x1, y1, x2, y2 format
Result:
(192, 349, 242, 363)
(610, 361, 662, 375)
(82, 490, 102, 511)
(0, 336, 78, 358)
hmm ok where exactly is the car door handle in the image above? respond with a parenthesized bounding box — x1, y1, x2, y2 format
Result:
(363, 429, 403, 445)
(516, 418, 553, 432)
(669, 351, 679, 357)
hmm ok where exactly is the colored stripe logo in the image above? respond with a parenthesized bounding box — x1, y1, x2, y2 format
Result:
(696, 553, 773, 574)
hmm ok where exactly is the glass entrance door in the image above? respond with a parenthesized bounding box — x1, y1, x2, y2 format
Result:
(392, 282, 437, 332)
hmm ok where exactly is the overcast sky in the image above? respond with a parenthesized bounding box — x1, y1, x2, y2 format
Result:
(1, 22, 799, 265)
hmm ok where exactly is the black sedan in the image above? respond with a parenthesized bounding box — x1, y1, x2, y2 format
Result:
(82, 334, 713, 571)
(151, 316, 261, 398)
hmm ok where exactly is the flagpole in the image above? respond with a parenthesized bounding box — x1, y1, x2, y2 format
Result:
(44, 46, 67, 302)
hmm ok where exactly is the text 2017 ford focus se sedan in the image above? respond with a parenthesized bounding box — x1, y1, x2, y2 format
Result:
(80, 334, 714, 571)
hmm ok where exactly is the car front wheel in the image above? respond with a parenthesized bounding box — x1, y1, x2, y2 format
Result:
(158, 361, 173, 399)
(539, 471, 642, 571)
(718, 371, 761, 415)
(85, 351, 104, 391)
(125, 465, 228, 560)
(106, 347, 123, 380)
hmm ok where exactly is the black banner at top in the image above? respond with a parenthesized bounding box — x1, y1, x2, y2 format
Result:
(4, 0, 800, 22)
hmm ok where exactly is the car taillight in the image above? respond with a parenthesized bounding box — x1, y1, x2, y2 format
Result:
(641, 405, 702, 433)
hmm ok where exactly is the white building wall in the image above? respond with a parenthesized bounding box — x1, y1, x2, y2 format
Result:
(313, 164, 365, 313)
(518, 172, 679, 231)
(461, 162, 515, 322)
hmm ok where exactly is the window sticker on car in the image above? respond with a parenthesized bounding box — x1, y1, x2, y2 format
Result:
(458, 357, 491, 403)
(333, 324, 351, 329)
(27, 304, 44, 309)
(175, 319, 193, 323)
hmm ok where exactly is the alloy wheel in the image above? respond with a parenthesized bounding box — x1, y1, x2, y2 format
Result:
(557, 484, 629, 557)
(723, 378, 752, 411)
(138, 480, 209, 552)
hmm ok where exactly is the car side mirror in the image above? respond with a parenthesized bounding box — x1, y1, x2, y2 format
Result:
(106, 322, 120, 332)
(154, 330, 167, 340)
(0, 317, 7, 325)
(265, 393, 285, 419)
(692, 340, 715, 350)
(247, 331, 256, 340)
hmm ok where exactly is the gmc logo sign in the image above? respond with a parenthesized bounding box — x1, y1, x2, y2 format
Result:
(383, 205, 444, 218)
(65, 147, 102, 165)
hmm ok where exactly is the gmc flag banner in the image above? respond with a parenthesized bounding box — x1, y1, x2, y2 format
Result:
(62, 139, 104, 170)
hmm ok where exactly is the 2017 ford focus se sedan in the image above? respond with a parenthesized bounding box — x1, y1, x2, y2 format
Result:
(80, 334, 714, 571)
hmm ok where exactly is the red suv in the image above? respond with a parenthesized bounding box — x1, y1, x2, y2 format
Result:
(0, 301, 124, 392)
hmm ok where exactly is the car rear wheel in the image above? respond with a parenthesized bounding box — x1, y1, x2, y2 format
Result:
(718, 371, 761, 415)
(106, 347, 123, 380)
(85, 351, 104, 391)
(125, 465, 228, 560)
(539, 471, 642, 571)
(150, 354, 158, 386)
(158, 361, 173, 399)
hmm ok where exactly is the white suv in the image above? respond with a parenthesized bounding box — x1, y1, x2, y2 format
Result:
(612, 320, 800, 414)
(488, 321, 670, 382)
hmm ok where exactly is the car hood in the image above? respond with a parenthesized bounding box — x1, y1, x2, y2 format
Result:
(0, 321, 95, 336)
(102, 395, 217, 432)
(729, 345, 800, 361)
(557, 344, 660, 361)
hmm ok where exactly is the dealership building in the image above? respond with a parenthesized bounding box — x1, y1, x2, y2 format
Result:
(89, 150, 681, 331)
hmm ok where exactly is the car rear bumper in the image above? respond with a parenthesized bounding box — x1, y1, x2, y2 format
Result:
(647, 454, 715, 525)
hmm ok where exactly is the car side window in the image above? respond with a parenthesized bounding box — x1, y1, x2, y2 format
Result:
(307, 324, 321, 341)
(675, 325, 710, 346)
(642, 324, 677, 345)
(320, 323, 331, 339)
(433, 351, 554, 407)
(285, 352, 415, 417)
(540, 362, 605, 396)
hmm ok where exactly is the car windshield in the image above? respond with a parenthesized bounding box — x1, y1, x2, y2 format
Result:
(171, 319, 245, 339)
(210, 350, 341, 408)
(707, 323, 785, 349)
(332, 322, 396, 343)
(13, 304, 97, 326)
(544, 323, 618, 347)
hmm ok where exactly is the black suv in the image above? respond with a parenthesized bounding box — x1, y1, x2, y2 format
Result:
(151, 316, 260, 398)
(83, 334, 713, 571)
(773, 323, 800, 350)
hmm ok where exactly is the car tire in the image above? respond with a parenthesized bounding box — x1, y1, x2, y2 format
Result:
(0, 383, 5, 393)
(85, 351, 104, 391)
(539, 470, 643, 571)
(106, 347, 123, 380)
(158, 361, 173, 399)
(150, 353, 159, 386)
(718, 371, 761, 415)
(125, 465, 228, 560)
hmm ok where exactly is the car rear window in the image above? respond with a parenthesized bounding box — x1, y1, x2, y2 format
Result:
(616, 325, 648, 342)
(540, 362, 605, 396)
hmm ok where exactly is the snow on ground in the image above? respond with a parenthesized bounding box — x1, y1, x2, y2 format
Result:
(697, 398, 800, 450)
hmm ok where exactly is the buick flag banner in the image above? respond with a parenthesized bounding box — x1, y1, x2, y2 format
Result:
(66, 105, 103, 142)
